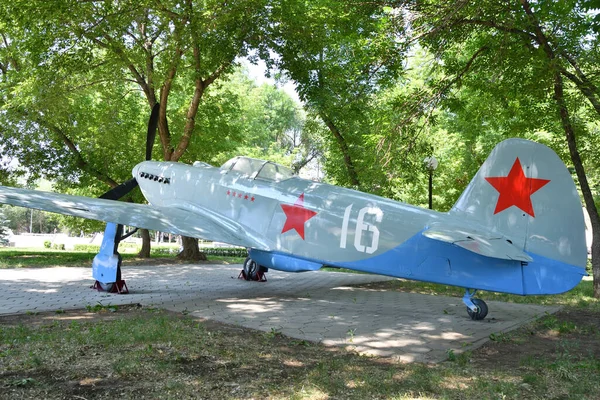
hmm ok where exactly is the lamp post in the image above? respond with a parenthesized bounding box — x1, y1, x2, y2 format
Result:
(424, 156, 438, 210)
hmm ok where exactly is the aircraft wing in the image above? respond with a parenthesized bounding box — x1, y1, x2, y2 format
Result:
(422, 225, 533, 262)
(0, 186, 272, 250)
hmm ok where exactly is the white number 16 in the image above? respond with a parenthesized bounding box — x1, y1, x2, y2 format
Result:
(340, 205, 383, 254)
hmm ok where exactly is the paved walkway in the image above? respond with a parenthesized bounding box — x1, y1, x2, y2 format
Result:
(0, 264, 558, 362)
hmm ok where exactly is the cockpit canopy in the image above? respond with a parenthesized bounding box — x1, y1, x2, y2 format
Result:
(220, 156, 295, 182)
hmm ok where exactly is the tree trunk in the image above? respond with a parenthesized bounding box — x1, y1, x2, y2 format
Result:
(137, 228, 151, 258)
(177, 236, 207, 261)
(320, 114, 360, 187)
(553, 70, 600, 297)
(520, 0, 600, 297)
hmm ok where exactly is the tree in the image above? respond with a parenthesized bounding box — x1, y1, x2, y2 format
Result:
(0, 207, 9, 244)
(406, 0, 600, 295)
(0, 4, 155, 254)
(221, 69, 321, 171)
(1, 0, 269, 260)
(265, 0, 406, 189)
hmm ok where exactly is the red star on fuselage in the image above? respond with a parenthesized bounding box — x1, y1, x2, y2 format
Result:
(485, 157, 550, 217)
(280, 193, 317, 240)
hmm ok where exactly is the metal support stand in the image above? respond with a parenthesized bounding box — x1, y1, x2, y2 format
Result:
(91, 279, 129, 294)
(238, 270, 267, 282)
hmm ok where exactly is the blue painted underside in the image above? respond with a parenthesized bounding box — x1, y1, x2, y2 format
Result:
(250, 232, 586, 296)
(250, 250, 323, 273)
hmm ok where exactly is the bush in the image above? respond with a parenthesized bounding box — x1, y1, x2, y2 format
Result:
(73, 244, 101, 252)
(71, 244, 247, 258)
(52, 243, 65, 250)
(43, 241, 51, 248)
(201, 247, 248, 258)
(150, 247, 179, 256)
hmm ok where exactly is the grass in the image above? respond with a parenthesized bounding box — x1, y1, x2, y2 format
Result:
(0, 248, 246, 268)
(207, 255, 246, 264)
(363, 278, 600, 309)
(1, 248, 600, 398)
(323, 261, 599, 309)
(0, 248, 158, 268)
(1, 305, 599, 399)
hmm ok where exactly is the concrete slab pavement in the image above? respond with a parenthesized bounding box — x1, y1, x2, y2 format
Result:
(0, 264, 558, 362)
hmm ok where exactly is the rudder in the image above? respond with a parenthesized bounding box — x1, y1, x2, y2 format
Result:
(450, 138, 587, 270)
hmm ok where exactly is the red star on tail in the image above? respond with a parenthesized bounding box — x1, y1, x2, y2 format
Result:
(485, 157, 550, 217)
(281, 193, 318, 239)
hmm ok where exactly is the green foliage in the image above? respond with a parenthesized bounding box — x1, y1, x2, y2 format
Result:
(149, 246, 179, 256)
(489, 332, 511, 343)
(0, 248, 107, 268)
(0, 0, 273, 260)
(201, 247, 248, 258)
(188, 69, 313, 170)
(1, 204, 61, 234)
(69, 243, 247, 258)
(73, 243, 137, 253)
(265, 1, 406, 188)
(0, 208, 9, 243)
(43, 241, 51, 249)
(0, 1, 598, 289)
(73, 244, 100, 252)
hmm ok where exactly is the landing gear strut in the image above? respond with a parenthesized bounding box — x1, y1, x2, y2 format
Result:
(91, 223, 134, 294)
(239, 257, 268, 282)
(462, 289, 488, 320)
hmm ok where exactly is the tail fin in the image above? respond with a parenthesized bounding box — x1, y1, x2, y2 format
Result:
(450, 138, 587, 270)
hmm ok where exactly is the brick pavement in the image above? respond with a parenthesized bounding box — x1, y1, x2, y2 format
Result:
(0, 264, 557, 362)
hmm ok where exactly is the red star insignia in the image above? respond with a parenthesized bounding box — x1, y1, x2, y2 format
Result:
(281, 193, 318, 239)
(485, 157, 550, 217)
(226, 190, 231, 196)
(238, 193, 243, 198)
(251, 197, 255, 202)
(244, 194, 249, 200)
(232, 191, 237, 197)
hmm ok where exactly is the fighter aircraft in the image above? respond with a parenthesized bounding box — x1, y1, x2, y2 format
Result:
(0, 105, 587, 320)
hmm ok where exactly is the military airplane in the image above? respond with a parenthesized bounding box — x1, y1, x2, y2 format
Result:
(0, 105, 587, 320)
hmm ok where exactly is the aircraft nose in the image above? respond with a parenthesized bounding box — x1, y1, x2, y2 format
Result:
(132, 163, 141, 179)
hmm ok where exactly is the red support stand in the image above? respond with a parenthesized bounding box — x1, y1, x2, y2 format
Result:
(238, 270, 267, 282)
(91, 280, 129, 294)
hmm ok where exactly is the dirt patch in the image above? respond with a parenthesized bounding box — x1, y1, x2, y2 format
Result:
(2, 304, 600, 399)
(0, 305, 336, 399)
(471, 308, 600, 371)
(0, 304, 147, 327)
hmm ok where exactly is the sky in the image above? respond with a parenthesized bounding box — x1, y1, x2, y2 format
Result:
(241, 58, 302, 104)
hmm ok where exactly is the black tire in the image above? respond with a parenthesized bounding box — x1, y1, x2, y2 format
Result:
(257, 265, 268, 274)
(467, 298, 488, 320)
(243, 257, 258, 281)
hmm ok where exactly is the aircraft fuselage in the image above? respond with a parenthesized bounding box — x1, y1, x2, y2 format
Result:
(132, 159, 584, 297)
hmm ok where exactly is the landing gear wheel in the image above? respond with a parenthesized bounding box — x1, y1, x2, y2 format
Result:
(243, 257, 258, 281)
(467, 298, 488, 320)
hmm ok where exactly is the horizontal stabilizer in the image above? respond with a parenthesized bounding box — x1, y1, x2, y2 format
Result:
(423, 225, 533, 262)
